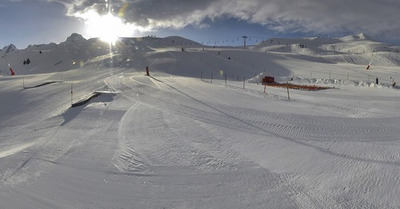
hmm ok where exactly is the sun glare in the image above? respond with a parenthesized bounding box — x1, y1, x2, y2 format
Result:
(83, 11, 133, 45)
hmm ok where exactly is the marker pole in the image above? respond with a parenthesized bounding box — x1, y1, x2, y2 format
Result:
(71, 83, 73, 106)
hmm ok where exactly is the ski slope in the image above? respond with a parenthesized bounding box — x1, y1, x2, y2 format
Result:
(1, 34, 400, 208)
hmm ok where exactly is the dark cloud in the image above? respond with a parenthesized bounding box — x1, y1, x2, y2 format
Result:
(46, 0, 400, 41)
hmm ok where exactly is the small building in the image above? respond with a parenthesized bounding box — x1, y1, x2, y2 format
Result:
(262, 76, 275, 84)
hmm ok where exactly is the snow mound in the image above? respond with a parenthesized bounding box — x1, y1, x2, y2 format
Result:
(248, 72, 397, 89)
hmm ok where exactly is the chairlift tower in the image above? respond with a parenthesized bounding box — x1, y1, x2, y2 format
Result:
(242, 36, 248, 49)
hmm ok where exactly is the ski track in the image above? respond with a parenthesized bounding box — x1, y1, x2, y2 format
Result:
(116, 109, 298, 208)
(1, 71, 400, 208)
(112, 76, 299, 208)
(157, 77, 400, 162)
(143, 75, 400, 208)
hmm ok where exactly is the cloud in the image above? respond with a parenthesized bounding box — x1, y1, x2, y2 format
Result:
(46, 0, 400, 41)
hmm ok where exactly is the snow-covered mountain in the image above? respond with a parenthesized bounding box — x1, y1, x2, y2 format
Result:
(62, 33, 86, 44)
(0, 44, 17, 54)
(0, 33, 205, 75)
(253, 33, 400, 66)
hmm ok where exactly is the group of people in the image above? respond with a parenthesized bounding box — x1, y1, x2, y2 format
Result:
(23, 58, 31, 65)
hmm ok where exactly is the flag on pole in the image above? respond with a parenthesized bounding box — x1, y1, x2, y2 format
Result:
(366, 57, 373, 70)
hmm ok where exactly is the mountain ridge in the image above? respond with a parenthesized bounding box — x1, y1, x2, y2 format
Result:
(1, 33, 399, 77)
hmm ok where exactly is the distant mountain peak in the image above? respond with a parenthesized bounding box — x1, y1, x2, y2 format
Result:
(357, 33, 368, 39)
(340, 33, 372, 41)
(1, 44, 17, 54)
(64, 33, 86, 43)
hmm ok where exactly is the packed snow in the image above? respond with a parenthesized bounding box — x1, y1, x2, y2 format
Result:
(1, 33, 400, 208)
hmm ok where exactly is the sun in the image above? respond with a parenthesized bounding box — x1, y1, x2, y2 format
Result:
(83, 11, 133, 45)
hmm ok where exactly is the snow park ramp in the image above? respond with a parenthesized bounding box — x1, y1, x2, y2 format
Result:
(71, 92, 102, 107)
(23, 81, 60, 89)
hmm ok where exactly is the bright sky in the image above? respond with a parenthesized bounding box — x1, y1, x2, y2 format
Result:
(1, 0, 400, 49)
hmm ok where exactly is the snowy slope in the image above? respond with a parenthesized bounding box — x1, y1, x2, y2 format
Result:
(253, 33, 400, 67)
(1, 33, 400, 208)
(2, 32, 399, 77)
